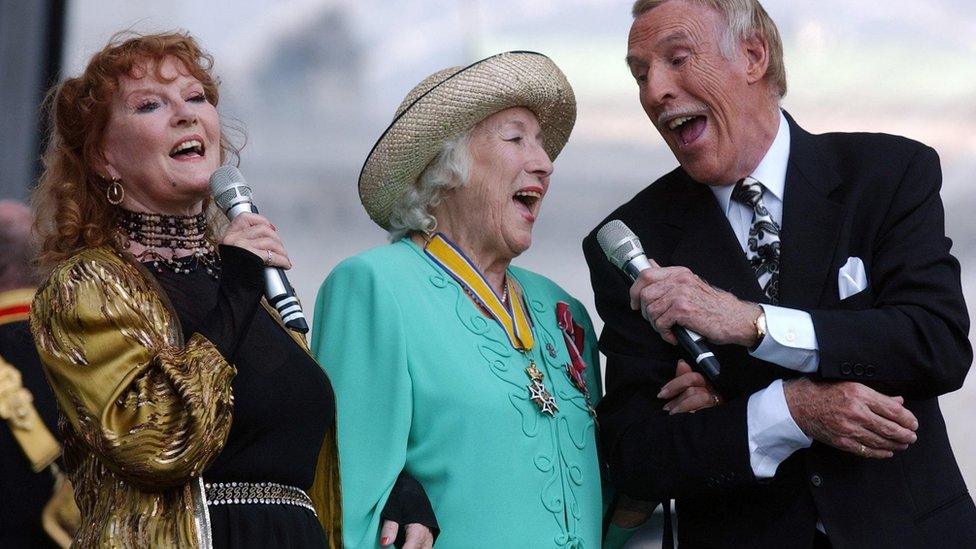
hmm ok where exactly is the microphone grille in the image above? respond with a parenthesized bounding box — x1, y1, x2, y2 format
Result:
(597, 219, 645, 269)
(209, 165, 252, 211)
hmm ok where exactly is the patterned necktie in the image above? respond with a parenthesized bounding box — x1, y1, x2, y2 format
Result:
(731, 177, 781, 302)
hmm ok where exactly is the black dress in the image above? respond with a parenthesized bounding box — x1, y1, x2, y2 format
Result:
(150, 246, 333, 548)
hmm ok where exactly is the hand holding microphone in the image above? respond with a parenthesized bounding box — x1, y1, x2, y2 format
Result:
(222, 213, 292, 270)
(597, 220, 763, 381)
(210, 166, 309, 333)
(627, 258, 762, 349)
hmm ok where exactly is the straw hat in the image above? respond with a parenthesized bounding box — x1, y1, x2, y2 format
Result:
(358, 51, 577, 230)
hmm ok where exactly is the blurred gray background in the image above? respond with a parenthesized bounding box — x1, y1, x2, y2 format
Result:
(5, 1, 976, 546)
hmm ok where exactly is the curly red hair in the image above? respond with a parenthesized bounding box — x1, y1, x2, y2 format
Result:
(33, 31, 234, 270)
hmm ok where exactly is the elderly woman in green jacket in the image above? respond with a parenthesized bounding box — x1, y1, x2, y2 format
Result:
(312, 52, 644, 548)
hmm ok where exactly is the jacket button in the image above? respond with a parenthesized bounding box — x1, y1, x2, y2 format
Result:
(840, 363, 852, 375)
(865, 365, 876, 377)
(811, 474, 823, 487)
(853, 364, 864, 376)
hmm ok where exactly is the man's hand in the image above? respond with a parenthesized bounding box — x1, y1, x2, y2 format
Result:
(658, 360, 723, 414)
(629, 264, 760, 347)
(784, 378, 918, 458)
(380, 520, 434, 549)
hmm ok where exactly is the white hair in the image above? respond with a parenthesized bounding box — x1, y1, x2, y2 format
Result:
(631, 0, 787, 97)
(387, 128, 474, 242)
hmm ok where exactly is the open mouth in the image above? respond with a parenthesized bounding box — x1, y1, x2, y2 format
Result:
(513, 188, 543, 219)
(666, 114, 707, 147)
(169, 138, 206, 159)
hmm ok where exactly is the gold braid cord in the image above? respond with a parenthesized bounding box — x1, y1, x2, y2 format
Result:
(0, 354, 60, 471)
(30, 246, 236, 548)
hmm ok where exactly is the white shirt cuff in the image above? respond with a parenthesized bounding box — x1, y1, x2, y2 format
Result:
(750, 304, 820, 373)
(747, 379, 813, 479)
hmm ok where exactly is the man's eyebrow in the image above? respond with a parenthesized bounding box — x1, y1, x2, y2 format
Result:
(625, 55, 644, 67)
(626, 30, 690, 66)
(658, 30, 690, 47)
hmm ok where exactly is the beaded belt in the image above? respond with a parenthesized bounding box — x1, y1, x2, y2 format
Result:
(204, 481, 317, 516)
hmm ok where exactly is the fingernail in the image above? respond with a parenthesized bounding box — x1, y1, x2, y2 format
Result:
(662, 404, 671, 412)
(380, 536, 390, 546)
(657, 389, 666, 398)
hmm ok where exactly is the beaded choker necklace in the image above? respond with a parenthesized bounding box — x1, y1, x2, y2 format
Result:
(119, 209, 220, 278)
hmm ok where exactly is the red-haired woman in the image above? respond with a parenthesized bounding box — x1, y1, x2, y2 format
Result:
(29, 32, 340, 548)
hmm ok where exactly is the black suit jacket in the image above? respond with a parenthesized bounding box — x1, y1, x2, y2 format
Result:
(583, 113, 976, 548)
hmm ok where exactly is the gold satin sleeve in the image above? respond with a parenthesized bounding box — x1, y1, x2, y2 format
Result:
(31, 248, 236, 490)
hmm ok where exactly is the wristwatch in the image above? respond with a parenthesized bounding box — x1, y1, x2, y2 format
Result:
(751, 309, 767, 351)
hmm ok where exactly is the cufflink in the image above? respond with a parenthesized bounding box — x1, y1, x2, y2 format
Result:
(750, 310, 767, 351)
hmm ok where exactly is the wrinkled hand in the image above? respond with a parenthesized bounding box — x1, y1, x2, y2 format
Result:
(380, 520, 434, 549)
(628, 263, 759, 347)
(221, 212, 292, 269)
(658, 360, 723, 414)
(784, 378, 918, 458)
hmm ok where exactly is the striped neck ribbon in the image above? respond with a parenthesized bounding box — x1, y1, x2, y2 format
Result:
(424, 233, 534, 352)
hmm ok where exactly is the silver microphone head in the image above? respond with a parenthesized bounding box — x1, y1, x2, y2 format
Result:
(209, 165, 253, 213)
(597, 219, 646, 270)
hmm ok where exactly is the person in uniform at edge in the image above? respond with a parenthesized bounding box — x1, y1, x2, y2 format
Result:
(0, 200, 79, 548)
(583, 1, 975, 548)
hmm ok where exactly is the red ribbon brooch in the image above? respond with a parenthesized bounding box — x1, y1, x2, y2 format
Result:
(556, 301, 590, 400)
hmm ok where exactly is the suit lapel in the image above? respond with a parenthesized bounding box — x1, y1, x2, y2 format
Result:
(777, 113, 844, 308)
(667, 178, 766, 304)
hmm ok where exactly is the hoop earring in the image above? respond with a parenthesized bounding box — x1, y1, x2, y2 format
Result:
(422, 216, 437, 241)
(107, 178, 124, 205)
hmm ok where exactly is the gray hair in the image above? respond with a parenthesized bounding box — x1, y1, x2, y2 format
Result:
(387, 128, 474, 242)
(631, 0, 787, 97)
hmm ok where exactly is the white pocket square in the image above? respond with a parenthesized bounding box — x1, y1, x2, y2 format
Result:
(838, 256, 868, 300)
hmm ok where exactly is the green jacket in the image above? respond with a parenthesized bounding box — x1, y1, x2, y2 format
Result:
(312, 239, 604, 548)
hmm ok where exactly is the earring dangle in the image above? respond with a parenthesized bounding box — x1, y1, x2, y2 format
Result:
(422, 217, 437, 242)
(107, 178, 125, 205)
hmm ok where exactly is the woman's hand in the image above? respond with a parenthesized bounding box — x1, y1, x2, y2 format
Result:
(380, 520, 434, 549)
(220, 212, 292, 269)
(657, 360, 722, 414)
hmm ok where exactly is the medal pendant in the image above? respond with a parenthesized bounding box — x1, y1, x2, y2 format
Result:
(525, 361, 558, 417)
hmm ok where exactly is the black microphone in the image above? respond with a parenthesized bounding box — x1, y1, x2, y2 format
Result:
(597, 219, 721, 380)
(209, 166, 309, 334)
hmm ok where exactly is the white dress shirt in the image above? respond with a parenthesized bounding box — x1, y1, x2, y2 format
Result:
(708, 111, 816, 479)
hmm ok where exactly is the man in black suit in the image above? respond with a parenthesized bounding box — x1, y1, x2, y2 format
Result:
(583, 1, 975, 547)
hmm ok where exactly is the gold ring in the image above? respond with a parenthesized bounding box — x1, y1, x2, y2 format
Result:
(265, 250, 273, 266)
(712, 394, 720, 406)
(858, 444, 866, 456)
